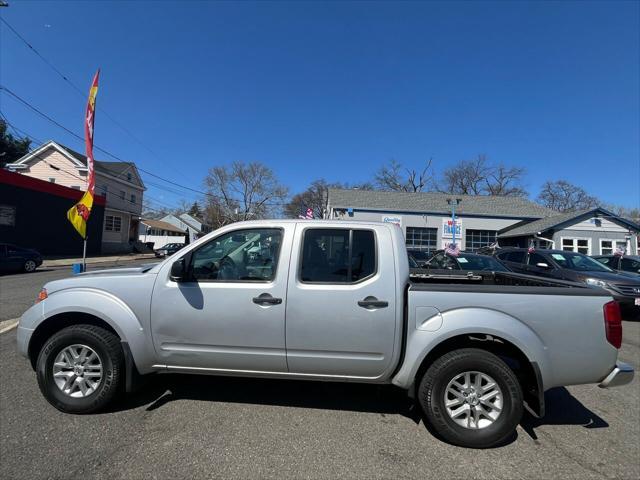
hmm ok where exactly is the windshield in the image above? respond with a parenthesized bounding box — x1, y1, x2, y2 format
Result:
(456, 255, 509, 272)
(407, 254, 419, 268)
(550, 251, 614, 272)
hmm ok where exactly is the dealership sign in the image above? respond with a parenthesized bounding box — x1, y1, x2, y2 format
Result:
(382, 215, 402, 227)
(442, 218, 462, 238)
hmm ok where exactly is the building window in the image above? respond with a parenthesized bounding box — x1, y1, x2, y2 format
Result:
(49, 178, 56, 183)
(465, 229, 497, 252)
(99, 185, 108, 198)
(561, 237, 590, 255)
(405, 227, 437, 253)
(119, 190, 125, 200)
(130, 193, 136, 205)
(127, 172, 132, 181)
(600, 239, 627, 255)
(105, 215, 122, 232)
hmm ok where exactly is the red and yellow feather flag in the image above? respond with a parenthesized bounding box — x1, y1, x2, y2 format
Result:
(67, 69, 100, 238)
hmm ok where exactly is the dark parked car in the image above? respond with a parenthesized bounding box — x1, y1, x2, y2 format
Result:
(154, 243, 185, 258)
(407, 249, 433, 267)
(494, 248, 640, 313)
(425, 250, 510, 272)
(0, 243, 43, 273)
(593, 255, 640, 275)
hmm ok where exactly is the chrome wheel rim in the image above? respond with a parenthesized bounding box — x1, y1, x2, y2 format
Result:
(25, 260, 36, 272)
(52, 344, 103, 398)
(444, 371, 503, 429)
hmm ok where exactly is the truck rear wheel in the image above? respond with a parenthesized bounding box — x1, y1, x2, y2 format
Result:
(418, 348, 523, 448)
(36, 324, 124, 414)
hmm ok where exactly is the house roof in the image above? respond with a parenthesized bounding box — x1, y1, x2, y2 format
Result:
(498, 207, 640, 238)
(327, 188, 554, 219)
(140, 219, 186, 234)
(7, 141, 145, 189)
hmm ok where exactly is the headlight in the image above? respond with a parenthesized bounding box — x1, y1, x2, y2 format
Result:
(585, 278, 608, 288)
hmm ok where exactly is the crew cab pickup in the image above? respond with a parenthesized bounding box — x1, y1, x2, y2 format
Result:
(17, 220, 634, 448)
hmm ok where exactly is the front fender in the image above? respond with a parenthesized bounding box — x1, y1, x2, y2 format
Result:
(27, 288, 156, 374)
(392, 307, 551, 390)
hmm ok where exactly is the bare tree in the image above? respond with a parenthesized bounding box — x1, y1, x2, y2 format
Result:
(536, 180, 599, 212)
(203, 161, 288, 228)
(374, 158, 434, 192)
(440, 155, 528, 197)
(285, 179, 373, 219)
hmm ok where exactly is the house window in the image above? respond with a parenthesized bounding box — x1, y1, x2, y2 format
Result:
(405, 227, 437, 253)
(465, 229, 498, 252)
(127, 172, 132, 181)
(105, 215, 122, 232)
(130, 193, 136, 205)
(119, 190, 126, 200)
(49, 178, 56, 183)
(99, 185, 108, 198)
(562, 237, 590, 255)
(600, 239, 627, 255)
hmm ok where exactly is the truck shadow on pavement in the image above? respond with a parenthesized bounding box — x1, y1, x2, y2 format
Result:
(112, 375, 608, 447)
(520, 387, 609, 442)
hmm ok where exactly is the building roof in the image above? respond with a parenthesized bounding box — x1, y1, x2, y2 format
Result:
(7, 141, 145, 189)
(328, 188, 554, 219)
(498, 207, 640, 238)
(140, 219, 186, 234)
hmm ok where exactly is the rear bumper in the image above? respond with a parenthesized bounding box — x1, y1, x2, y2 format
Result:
(598, 362, 634, 388)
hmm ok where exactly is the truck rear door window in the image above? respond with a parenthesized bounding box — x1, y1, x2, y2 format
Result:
(300, 228, 376, 283)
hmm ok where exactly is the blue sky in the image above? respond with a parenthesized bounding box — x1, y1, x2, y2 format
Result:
(1, 0, 638, 210)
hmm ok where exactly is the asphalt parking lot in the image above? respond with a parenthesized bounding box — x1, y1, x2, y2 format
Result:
(1, 265, 639, 479)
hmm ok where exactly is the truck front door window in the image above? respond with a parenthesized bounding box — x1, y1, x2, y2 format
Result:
(191, 228, 282, 281)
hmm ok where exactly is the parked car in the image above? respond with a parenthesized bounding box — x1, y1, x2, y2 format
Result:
(18, 220, 633, 448)
(593, 255, 640, 275)
(425, 250, 511, 272)
(494, 248, 640, 312)
(407, 249, 432, 267)
(0, 243, 43, 273)
(154, 243, 185, 258)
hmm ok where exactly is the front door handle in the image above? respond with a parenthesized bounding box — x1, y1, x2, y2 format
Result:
(253, 293, 282, 305)
(358, 296, 389, 309)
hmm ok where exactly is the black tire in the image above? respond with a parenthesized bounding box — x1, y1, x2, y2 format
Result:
(418, 348, 523, 448)
(36, 324, 124, 414)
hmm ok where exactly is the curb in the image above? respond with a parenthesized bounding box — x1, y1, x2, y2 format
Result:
(0, 319, 19, 335)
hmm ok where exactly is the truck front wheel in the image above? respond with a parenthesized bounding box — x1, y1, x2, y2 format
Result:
(418, 348, 523, 448)
(36, 324, 124, 414)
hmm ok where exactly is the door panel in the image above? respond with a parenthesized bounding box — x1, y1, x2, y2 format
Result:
(285, 225, 397, 378)
(150, 225, 293, 372)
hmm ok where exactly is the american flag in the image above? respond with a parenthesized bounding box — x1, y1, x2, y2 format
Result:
(614, 246, 626, 257)
(445, 242, 460, 257)
(298, 207, 314, 220)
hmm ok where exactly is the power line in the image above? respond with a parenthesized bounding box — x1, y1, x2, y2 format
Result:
(1, 114, 178, 214)
(0, 86, 291, 207)
(0, 16, 190, 182)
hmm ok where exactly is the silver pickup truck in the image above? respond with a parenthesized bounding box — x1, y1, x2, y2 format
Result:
(17, 220, 634, 448)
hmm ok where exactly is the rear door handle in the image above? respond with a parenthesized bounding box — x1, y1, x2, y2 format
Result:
(253, 293, 282, 305)
(358, 296, 389, 309)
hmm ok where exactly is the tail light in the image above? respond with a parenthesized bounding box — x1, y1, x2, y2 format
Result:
(603, 301, 622, 349)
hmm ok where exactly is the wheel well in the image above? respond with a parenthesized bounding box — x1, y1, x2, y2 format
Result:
(27, 313, 120, 370)
(413, 333, 544, 417)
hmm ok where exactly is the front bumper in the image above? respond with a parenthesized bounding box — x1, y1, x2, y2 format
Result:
(598, 362, 635, 388)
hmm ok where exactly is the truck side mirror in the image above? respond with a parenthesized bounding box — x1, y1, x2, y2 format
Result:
(170, 258, 187, 282)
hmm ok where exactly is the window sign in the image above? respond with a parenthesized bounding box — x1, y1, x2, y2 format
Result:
(442, 218, 462, 238)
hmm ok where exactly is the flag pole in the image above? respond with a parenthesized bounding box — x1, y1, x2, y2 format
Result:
(82, 237, 87, 271)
